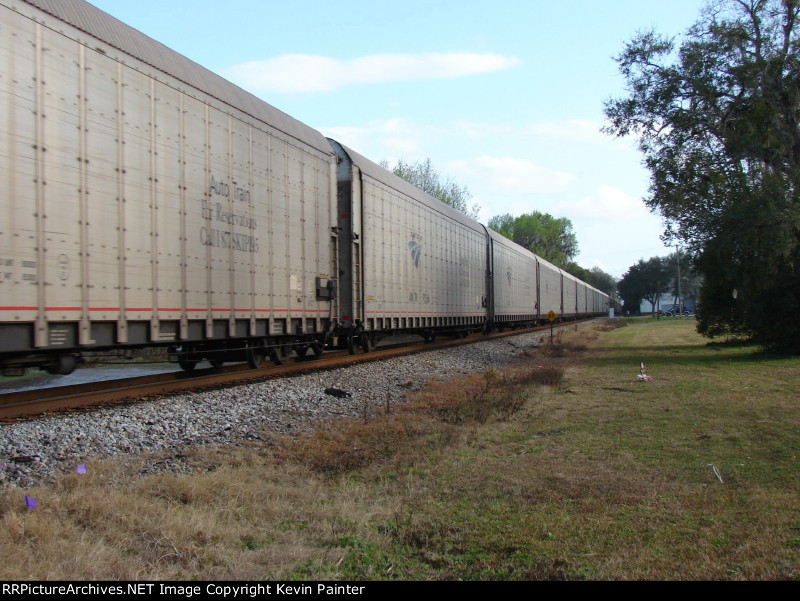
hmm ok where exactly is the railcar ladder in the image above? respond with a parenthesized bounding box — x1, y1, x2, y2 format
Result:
(352, 239, 362, 325)
(330, 230, 340, 321)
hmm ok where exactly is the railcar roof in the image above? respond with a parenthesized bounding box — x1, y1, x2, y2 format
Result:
(486, 227, 540, 259)
(335, 142, 487, 234)
(561, 269, 579, 283)
(534, 254, 560, 273)
(19, 0, 332, 155)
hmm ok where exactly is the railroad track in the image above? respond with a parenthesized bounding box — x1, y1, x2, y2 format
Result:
(0, 320, 586, 420)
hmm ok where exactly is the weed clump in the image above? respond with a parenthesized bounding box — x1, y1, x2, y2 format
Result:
(290, 359, 567, 476)
(539, 342, 586, 358)
(593, 319, 627, 332)
(522, 364, 566, 389)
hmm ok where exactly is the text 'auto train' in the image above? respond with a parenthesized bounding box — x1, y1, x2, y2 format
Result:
(0, 0, 610, 375)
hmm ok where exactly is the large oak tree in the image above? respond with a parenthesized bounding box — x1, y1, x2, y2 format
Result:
(605, 0, 800, 351)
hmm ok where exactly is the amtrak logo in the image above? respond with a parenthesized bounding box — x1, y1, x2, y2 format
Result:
(408, 241, 423, 268)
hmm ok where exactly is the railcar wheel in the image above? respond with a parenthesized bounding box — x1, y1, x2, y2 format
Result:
(246, 345, 266, 369)
(359, 334, 374, 353)
(44, 353, 79, 376)
(270, 346, 287, 366)
(178, 359, 197, 372)
(209, 359, 224, 368)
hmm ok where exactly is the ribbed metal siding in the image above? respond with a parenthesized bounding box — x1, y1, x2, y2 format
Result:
(18, 0, 331, 155)
(561, 270, 578, 316)
(339, 145, 487, 325)
(537, 257, 561, 317)
(487, 229, 537, 319)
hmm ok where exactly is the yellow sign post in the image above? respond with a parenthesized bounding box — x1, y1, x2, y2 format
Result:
(546, 311, 557, 343)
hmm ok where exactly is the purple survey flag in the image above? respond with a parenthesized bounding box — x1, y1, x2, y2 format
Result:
(24, 495, 37, 510)
(76, 463, 87, 475)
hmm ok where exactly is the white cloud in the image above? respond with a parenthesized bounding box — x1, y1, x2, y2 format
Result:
(447, 156, 576, 195)
(223, 52, 520, 94)
(453, 119, 607, 144)
(321, 118, 629, 172)
(557, 185, 650, 222)
(383, 136, 420, 155)
(524, 120, 607, 143)
(321, 118, 427, 157)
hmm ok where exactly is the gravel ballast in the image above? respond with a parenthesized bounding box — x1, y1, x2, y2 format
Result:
(0, 330, 560, 488)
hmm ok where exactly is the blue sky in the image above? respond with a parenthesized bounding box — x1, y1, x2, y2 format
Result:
(89, 0, 708, 277)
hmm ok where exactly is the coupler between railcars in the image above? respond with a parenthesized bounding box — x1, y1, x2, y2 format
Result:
(340, 324, 377, 355)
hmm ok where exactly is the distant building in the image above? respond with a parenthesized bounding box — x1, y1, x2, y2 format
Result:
(639, 294, 696, 315)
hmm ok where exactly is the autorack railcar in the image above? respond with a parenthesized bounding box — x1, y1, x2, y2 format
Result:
(487, 229, 538, 329)
(330, 142, 488, 349)
(536, 255, 563, 320)
(0, 0, 610, 375)
(0, 0, 338, 372)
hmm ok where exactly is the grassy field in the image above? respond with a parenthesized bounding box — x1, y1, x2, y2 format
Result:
(0, 318, 798, 580)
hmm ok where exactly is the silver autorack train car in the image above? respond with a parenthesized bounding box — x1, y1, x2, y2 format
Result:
(330, 141, 488, 349)
(487, 229, 538, 328)
(1, 0, 339, 372)
(0, 0, 609, 375)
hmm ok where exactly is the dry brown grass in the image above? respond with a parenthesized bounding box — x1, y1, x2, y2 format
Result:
(0, 454, 403, 580)
(592, 319, 628, 332)
(287, 355, 569, 476)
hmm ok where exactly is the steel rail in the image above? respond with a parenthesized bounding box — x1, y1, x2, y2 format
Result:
(0, 320, 590, 420)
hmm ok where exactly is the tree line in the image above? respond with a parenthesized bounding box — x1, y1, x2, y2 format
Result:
(617, 253, 702, 316)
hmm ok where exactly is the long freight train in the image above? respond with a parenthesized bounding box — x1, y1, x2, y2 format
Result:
(0, 0, 609, 375)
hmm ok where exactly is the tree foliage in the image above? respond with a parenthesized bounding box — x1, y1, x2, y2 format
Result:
(488, 211, 579, 266)
(618, 253, 701, 314)
(618, 256, 673, 315)
(604, 0, 800, 351)
(586, 266, 619, 298)
(562, 261, 591, 284)
(380, 158, 480, 219)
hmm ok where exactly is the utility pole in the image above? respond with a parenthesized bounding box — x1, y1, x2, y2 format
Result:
(676, 246, 683, 315)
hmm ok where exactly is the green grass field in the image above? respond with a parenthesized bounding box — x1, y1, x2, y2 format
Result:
(1, 318, 798, 580)
(353, 318, 800, 580)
